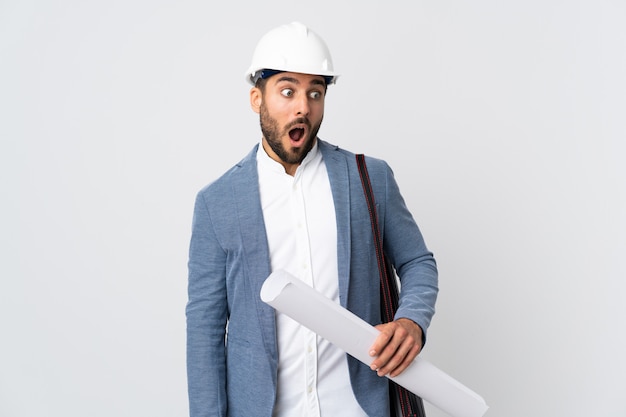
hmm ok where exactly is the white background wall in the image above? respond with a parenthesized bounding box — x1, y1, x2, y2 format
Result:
(1, 1, 624, 416)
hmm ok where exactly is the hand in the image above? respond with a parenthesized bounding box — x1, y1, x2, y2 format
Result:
(369, 318, 423, 378)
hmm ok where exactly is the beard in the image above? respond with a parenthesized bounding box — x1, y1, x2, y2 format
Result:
(259, 102, 322, 165)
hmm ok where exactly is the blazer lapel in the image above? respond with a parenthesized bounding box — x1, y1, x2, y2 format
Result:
(319, 140, 352, 309)
(231, 145, 278, 363)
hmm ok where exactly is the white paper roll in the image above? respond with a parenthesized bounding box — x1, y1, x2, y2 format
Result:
(260, 270, 489, 417)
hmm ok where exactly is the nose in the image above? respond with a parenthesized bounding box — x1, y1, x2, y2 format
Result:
(294, 93, 310, 116)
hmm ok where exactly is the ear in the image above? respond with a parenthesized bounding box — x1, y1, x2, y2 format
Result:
(250, 87, 262, 114)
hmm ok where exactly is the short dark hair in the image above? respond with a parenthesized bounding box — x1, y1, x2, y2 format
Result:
(254, 76, 269, 92)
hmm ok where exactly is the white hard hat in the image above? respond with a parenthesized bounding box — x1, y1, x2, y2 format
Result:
(245, 21, 339, 86)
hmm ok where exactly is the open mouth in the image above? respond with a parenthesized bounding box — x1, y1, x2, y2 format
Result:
(289, 127, 305, 142)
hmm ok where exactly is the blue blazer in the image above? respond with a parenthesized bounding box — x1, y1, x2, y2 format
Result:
(186, 139, 438, 417)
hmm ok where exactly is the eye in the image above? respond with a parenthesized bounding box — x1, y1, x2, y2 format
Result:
(281, 88, 294, 97)
(309, 91, 322, 99)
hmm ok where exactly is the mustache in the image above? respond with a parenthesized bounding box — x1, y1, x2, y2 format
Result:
(285, 117, 311, 130)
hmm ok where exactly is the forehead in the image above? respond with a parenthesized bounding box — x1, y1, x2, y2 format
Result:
(269, 72, 326, 87)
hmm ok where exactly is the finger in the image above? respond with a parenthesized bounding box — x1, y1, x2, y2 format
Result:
(369, 323, 394, 357)
(375, 333, 414, 377)
(388, 343, 421, 378)
(369, 325, 409, 374)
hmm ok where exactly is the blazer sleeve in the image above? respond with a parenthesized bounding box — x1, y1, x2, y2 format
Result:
(186, 190, 228, 417)
(379, 161, 439, 340)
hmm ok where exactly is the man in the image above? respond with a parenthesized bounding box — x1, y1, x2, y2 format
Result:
(186, 22, 438, 417)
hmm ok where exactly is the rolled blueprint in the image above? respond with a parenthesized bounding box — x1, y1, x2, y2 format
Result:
(260, 270, 489, 417)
